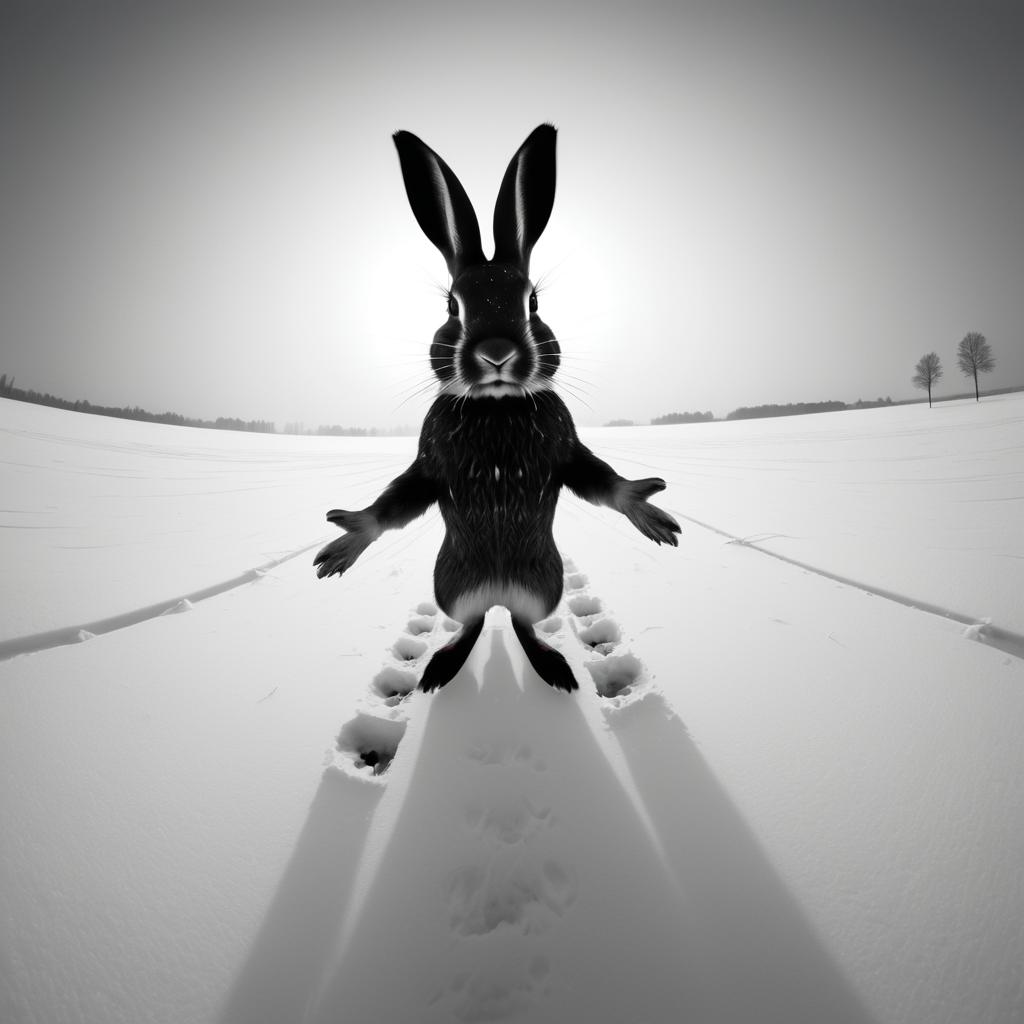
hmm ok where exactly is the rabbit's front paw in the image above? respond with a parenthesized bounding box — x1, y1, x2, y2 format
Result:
(617, 479, 681, 547)
(314, 527, 374, 579)
(626, 502, 681, 546)
(314, 508, 383, 578)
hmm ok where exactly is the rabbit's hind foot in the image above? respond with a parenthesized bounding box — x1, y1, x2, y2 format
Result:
(511, 618, 578, 693)
(418, 616, 485, 692)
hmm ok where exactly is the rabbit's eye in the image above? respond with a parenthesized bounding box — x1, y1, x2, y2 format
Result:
(529, 292, 538, 314)
(447, 294, 459, 317)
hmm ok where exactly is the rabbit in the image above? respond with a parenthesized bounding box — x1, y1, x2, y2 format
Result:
(315, 124, 680, 692)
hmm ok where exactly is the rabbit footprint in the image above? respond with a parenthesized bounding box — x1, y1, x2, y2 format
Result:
(578, 617, 621, 650)
(371, 665, 417, 706)
(446, 860, 576, 937)
(330, 597, 442, 779)
(392, 635, 428, 662)
(540, 859, 578, 916)
(445, 958, 550, 1024)
(405, 614, 436, 636)
(586, 652, 644, 699)
(465, 796, 552, 845)
(334, 711, 408, 778)
(559, 560, 654, 702)
(567, 594, 602, 616)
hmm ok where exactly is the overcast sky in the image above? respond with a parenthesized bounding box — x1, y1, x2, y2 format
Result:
(2, 0, 1022, 428)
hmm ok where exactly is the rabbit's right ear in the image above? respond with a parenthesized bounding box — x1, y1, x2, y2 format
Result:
(393, 131, 485, 277)
(492, 124, 556, 272)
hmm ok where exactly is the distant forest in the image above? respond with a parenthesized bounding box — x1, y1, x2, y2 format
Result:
(616, 397, 896, 427)
(0, 374, 275, 433)
(725, 397, 894, 421)
(651, 411, 715, 425)
(0, 375, 414, 436)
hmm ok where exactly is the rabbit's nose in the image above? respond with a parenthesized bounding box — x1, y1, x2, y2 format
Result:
(475, 337, 517, 368)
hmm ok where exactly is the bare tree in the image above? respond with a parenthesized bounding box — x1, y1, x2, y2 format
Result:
(912, 352, 943, 408)
(956, 332, 995, 401)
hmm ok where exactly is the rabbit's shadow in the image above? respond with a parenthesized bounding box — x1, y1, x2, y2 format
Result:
(221, 627, 877, 1024)
(609, 694, 878, 1023)
(218, 764, 383, 1024)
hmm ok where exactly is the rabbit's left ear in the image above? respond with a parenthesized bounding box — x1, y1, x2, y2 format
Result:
(492, 124, 556, 272)
(394, 130, 485, 277)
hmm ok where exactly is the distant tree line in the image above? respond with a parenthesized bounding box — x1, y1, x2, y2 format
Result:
(620, 400, 896, 427)
(727, 400, 844, 420)
(725, 397, 895, 421)
(283, 421, 416, 437)
(912, 332, 997, 407)
(0, 374, 422, 436)
(0, 374, 275, 433)
(651, 411, 715, 425)
(601, 411, 715, 427)
(314, 424, 412, 437)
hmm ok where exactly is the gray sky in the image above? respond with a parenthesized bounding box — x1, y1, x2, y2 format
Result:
(2, 0, 1022, 428)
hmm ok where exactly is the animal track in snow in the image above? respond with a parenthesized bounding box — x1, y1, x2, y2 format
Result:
(578, 617, 621, 649)
(463, 740, 547, 771)
(330, 599, 447, 779)
(465, 739, 514, 767)
(432, 954, 552, 1024)
(405, 615, 435, 636)
(464, 796, 552, 845)
(391, 635, 428, 662)
(336, 712, 408, 776)
(371, 666, 417, 705)
(567, 594, 602, 616)
(586, 653, 644, 699)
(437, 715, 565, 1020)
(446, 857, 577, 937)
(556, 555, 652, 705)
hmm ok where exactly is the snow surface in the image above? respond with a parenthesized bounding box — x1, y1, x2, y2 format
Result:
(1, 394, 1023, 1024)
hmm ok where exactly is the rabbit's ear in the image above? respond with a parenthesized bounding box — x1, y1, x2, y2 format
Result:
(492, 124, 556, 272)
(393, 131, 485, 276)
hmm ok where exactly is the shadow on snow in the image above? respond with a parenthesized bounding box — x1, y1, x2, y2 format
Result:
(221, 628, 877, 1024)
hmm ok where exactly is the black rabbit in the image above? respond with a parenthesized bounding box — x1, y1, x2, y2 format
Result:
(315, 124, 680, 692)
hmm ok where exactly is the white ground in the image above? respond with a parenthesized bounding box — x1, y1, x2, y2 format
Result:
(1, 394, 1022, 1024)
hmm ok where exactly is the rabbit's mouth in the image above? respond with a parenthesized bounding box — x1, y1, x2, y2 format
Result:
(468, 382, 529, 398)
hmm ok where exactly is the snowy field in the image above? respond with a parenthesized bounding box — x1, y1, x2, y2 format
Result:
(1, 394, 1022, 1024)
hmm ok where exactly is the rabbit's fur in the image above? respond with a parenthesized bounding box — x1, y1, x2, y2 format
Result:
(315, 125, 680, 691)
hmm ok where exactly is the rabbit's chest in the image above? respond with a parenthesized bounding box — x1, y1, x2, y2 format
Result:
(423, 396, 574, 514)
(443, 420, 561, 504)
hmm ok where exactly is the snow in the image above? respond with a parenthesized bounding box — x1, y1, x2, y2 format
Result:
(1, 394, 1023, 1024)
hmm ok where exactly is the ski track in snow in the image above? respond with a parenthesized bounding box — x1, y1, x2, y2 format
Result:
(4, 503, 1019, 665)
(666, 509, 1024, 662)
(0, 536, 333, 662)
